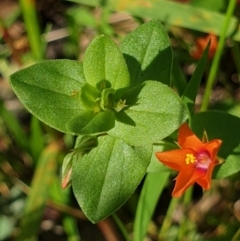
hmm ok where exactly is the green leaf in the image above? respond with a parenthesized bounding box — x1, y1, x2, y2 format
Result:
(182, 41, 210, 115)
(74, 134, 99, 153)
(191, 111, 240, 179)
(100, 88, 116, 111)
(80, 82, 101, 110)
(171, 59, 187, 96)
(72, 135, 152, 223)
(120, 19, 172, 86)
(62, 135, 99, 189)
(190, 0, 226, 12)
(108, 81, 188, 146)
(61, 152, 75, 189)
(68, 0, 240, 42)
(66, 110, 115, 134)
(83, 35, 130, 89)
(62, 216, 79, 241)
(10, 60, 86, 133)
(133, 172, 170, 241)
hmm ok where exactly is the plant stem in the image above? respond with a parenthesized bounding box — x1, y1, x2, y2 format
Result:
(62, 216, 80, 241)
(112, 213, 131, 241)
(19, 0, 43, 60)
(158, 198, 179, 240)
(177, 186, 193, 241)
(200, 0, 237, 111)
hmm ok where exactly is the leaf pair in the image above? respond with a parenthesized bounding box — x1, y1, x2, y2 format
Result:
(10, 20, 188, 222)
(10, 20, 187, 146)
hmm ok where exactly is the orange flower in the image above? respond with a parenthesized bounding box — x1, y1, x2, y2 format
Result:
(191, 34, 218, 60)
(156, 123, 222, 197)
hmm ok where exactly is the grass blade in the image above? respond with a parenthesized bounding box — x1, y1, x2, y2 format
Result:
(19, 0, 43, 60)
(68, 0, 240, 41)
(133, 172, 170, 241)
(182, 41, 210, 115)
(16, 142, 60, 241)
(201, 0, 238, 111)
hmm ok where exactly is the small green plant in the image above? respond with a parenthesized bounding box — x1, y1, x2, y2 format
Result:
(9, 20, 187, 222)
(9, 19, 240, 236)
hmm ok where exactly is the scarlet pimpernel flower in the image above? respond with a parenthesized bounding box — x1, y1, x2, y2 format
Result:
(156, 123, 222, 197)
(191, 33, 218, 60)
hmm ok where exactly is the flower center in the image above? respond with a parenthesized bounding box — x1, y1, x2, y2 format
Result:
(185, 151, 211, 172)
(195, 151, 211, 171)
(185, 154, 196, 164)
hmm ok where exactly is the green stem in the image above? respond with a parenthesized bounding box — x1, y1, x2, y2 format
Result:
(200, 0, 237, 111)
(112, 213, 131, 241)
(153, 140, 178, 149)
(177, 186, 193, 241)
(19, 0, 43, 60)
(183, 185, 193, 205)
(62, 216, 80, 241)
(158, 198, 179, 240)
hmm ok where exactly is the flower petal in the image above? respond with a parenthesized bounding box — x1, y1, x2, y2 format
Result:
(196, 176, 210, 190)
(197, 160, 215, 190)
(172, 168, 205, 197)
(203, 139, 222, 161)
(178, 123, 203, 150)
(156, 149, 196, 171)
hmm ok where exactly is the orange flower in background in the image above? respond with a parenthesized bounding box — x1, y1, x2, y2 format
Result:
(191, 33, 218, 60)
(156, 123, 222, 198)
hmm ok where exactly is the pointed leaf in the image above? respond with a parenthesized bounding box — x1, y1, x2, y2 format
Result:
(62, 135, 99, 189)
(61, 152, 74, 189)
(83, 35, 130, 89)
(108, 81, 188, 146)
(133, 172, 170, 241)
(72, 135, 152, 223)
(10, 60, 85, 133)
(80, 82, 101, 110)
(182, 41, 210, 114)
(120, 19, 172, 86)
(171, 59, 187, 96)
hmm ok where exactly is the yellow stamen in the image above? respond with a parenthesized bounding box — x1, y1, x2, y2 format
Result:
(185, 154, 196, 164)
